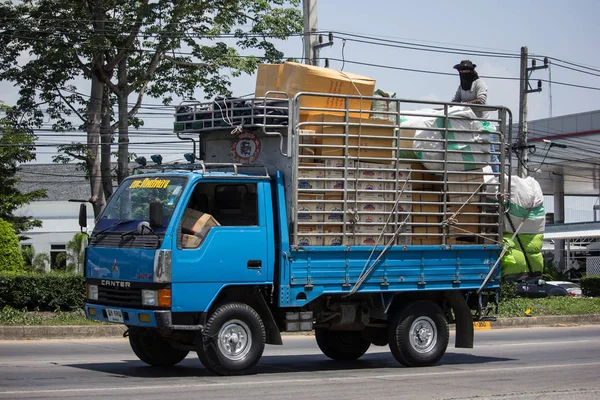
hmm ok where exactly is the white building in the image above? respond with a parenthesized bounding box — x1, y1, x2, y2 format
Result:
(15, 163, 96, 270)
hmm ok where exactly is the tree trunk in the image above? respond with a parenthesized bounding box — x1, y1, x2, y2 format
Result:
(87, 0, 106, 217)
(117, 57, 129, 183)
(100, 87, 113, 200)
(88, 73, 105, 217)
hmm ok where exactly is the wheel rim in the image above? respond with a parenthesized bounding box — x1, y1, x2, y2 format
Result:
(217, 319, 252, 361)
(409, 316, 437, 354)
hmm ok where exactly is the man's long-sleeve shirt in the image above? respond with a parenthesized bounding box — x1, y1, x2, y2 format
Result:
(451, 79, 488, 104)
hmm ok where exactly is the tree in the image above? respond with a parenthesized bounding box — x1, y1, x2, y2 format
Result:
(0, 104, 47, 238)
(65, 232, 88, 273)
(0, 218, 25, 272)
(0, 0, 303, 217)
(32, 253, 51, 272)
(21, 245, 50, 272)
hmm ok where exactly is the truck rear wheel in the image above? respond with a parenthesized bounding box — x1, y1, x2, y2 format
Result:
(315, 329, 371, 361)
(388, 301, 449, 367)
(128, 328, 189, 367)
(197, 302, 265, 375)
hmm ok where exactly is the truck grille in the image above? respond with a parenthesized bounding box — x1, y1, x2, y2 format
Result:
(98, 286, 142, 308)
(90, 234, 161, 249)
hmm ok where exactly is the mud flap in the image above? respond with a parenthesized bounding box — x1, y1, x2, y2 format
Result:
(254, 291, 283, 345)
(445, 291, 474, 349)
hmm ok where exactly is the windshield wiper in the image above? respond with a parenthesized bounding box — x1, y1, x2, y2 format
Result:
(94, 219, 136, 236)
(120, 222, 158, 240)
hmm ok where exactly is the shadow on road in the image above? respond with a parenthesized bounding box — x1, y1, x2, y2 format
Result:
(65, 351, 514, 378)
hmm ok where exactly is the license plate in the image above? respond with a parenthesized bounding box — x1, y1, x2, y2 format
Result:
(106, 308, 124, 323)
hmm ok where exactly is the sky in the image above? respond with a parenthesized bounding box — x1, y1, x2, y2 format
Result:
(2, 0, 600, 164)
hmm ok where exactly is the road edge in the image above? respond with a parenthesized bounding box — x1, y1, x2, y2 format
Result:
(2, 314, 600, 340)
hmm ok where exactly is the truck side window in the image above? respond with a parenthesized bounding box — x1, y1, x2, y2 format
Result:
(180, 209, 220, 249)
(213, 184, 258, 226)
(180, 184, 219, 249)
(179, 183, 258, 249)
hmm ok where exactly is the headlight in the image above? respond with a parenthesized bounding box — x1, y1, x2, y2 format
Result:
(141, 290, 158, 306)
(87, 284, 98, 300)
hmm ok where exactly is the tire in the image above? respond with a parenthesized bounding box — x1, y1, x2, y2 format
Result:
(197, 302, 265, 375)
(315, 329, 371, 361)
(388, 301, 449, 367)
(128, 328, 189, 367)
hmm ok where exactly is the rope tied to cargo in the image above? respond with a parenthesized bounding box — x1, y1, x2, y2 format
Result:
(338, 71, 365, 222)
(213, 97, 244, 135)
(347, 214, 411, 297)
(442, 179, 502, 245)
(477, 207, 531, 294)
(346, 172, 412, 297)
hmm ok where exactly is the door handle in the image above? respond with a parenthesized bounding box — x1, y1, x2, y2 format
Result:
(247, 260, 262, 269)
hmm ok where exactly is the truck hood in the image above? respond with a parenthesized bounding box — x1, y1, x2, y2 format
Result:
(85, 247, 157, 283)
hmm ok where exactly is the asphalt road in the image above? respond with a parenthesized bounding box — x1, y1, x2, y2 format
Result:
(1, 326, 599, 400)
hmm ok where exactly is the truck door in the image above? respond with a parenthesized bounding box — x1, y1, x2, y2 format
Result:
(171, 181, 272, 286)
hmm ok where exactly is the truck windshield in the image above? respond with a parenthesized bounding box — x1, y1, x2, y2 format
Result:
(95, 176, 188, 233)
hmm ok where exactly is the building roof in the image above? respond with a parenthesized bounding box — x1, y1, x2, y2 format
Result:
(545, 222, 600, 240)
(512, 109, 600, 196)
(16, 163, 91, 201)
(15, 163, 135, 202)
(544, 230, 600, 240)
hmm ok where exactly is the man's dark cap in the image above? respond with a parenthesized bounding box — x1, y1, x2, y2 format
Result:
(453, 60, 476, 70)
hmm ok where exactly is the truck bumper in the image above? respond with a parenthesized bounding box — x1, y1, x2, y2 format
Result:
(84, 303, 171, 328)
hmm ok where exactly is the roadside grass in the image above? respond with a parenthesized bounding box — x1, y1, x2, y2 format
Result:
(2, 297, 600, 326)
(498, 297, 600, 318)
(0, 306, 106, 326)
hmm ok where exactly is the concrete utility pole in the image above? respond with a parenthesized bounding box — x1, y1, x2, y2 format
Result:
(303, 0, 319, 66)
(554, 171, 565, 269)
(517, 46, 529, 178)
(517, 46, 548, 178)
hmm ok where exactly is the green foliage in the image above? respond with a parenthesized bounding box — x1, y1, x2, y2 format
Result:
(64, 233, 88, 273)
(499, 297, 600, 318)
(0, 0, 303, 199)
(541, 260, 567, 281)
(499, 281, 518, 300)
(33, 253, 50, 271)
(0, 272, 85, 311)
(0, 306, 103, 326)
(21, 246, 34, 267)
(0, 105, 46, 237)
(580, 277, 600, 297)
(0, 219, 25, 272)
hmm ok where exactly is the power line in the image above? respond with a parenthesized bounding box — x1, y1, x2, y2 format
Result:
(333, 33, 520, 60)
(325, 57, 519, 80)
(538, 55, 600, 75)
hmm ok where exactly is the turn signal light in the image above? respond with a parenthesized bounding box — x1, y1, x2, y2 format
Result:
(139, 314, 151, 323)
(158, 288, 172, 308)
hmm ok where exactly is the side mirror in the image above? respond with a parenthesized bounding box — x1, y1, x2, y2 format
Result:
(78, 204, 87, 230)
(149, 202, 163, 228)
(537, 279, 546, 286)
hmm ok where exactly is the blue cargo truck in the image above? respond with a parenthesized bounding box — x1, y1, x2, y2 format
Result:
(82, 93, 511, 375)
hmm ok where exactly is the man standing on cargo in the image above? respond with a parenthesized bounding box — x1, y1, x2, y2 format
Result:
(451, 60, 499, 172)
(451, 60, 487, 105)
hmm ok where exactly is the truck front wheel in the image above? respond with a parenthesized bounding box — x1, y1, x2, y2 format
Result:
(128, 328, 189, 367)
(315, 329, 371, 361)
(197, 302, 266, 375)
(388, 301, 449, 367)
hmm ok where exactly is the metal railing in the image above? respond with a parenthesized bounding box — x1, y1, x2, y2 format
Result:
(289, 92, 512, 248)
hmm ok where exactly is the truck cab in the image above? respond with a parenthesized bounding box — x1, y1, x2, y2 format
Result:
(85, 168, 280, 322)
